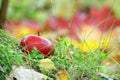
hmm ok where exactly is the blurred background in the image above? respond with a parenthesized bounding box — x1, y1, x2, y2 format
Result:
(1, 0, 120, 52)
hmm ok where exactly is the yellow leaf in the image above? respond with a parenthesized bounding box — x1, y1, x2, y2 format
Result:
(56, 68, 69, 80)
(39, 58, 56, 71)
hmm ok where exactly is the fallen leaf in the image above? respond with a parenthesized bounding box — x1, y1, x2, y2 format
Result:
(56, 68, 69, 80)
(40, 58, 56, 71)
(6, 66, 51, 80)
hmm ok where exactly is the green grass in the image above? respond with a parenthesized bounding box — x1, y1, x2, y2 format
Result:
(0, 30, 23, 80)
(51, 38, 107, 80)
(0, 31, 110, 80)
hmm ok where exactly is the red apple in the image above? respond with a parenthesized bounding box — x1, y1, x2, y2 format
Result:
(20, 35, 54, 56)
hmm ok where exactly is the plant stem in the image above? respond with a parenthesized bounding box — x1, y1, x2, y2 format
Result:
(0, 0, 9, 29)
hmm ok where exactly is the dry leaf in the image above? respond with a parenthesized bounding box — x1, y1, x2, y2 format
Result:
(40, 58, 56, 71)
(56, 68, 69, 80)
(6, 66, 51, 80)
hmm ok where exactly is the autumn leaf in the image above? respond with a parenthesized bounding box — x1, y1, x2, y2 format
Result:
(56, 68, 69, 80)
(39, 58, 56, 71)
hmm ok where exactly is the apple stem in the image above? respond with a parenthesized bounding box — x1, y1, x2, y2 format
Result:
(37, 31, 40, 36)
